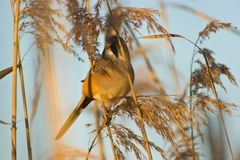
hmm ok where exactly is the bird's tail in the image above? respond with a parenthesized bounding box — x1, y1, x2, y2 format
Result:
(55, 97, 92, 140)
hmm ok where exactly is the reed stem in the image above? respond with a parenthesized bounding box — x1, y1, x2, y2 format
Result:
(11, 0, 21, 159)
(17, 47, 33, 160)
(94, 102, 106, 160)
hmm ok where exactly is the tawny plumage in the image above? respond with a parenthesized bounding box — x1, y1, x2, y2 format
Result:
(55, 36, 134, 140)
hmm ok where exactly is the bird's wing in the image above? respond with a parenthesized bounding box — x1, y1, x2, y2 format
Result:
(55, 97, 92, 140)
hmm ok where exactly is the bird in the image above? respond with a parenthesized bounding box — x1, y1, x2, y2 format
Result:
(55, 35, 134, 140)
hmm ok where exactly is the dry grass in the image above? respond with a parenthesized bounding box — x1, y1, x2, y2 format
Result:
(1, 0, 239, 160)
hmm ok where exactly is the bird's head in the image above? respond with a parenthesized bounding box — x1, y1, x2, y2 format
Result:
(103, 36, 131, 63)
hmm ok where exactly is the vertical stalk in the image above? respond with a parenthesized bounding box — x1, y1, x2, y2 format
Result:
(117, 38, 153, 160)
(127, 72, 153, 160)
(129, 75, 153, 160)
(105, 2, 153, 158)
(94, 102, 106, 160)
(12, 0, 21, 159)
(85, 0, 90, 13)
(100, 102, 117, 160)
(202, 54, 235, 160)
(189, 50, 198, 160)
(106, 124, 116, 160)
(125, 22, 167, 96)
(184, 36, 234, 160)
(86, 2, 106, 159)
(17, 47, 33, 159)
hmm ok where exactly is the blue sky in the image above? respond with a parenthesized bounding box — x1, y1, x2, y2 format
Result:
(1, 0, 240, 159)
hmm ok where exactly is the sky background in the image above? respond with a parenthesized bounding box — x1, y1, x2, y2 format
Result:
(1, 0, 240, 159)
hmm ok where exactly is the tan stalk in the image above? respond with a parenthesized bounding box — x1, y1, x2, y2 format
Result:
(105, 3, 137, 159)
(86, 131, 100, 160)
(0, 41, 35, 79)
(100, 100, 117, 160)
(202, 54, 235, 160)
(94, 102, 106, 160)
(117, 38, 153, 160)
(17, 45, 33, 160)
(11, 0, 21, 159)
(105, 3, 154, 158)
(189, 55, 197, 160)
(125, 23, 167, 96)
(86, 116, 109, 160)
(175, 34, 234, 160)
(186, 34, 234, 160)
(189, 35, 202, 160)
(106, 2, 155, 159)
(141, 33, 235, 159)
(86, 2, 106, 159)
(85, 0, 90, 13)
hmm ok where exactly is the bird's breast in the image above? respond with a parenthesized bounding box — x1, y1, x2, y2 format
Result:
(82, 56, 134, 107)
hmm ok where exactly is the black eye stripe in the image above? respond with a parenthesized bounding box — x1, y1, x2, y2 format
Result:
(110, 42, 118, 57)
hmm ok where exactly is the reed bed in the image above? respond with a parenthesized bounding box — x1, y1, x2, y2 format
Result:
(0, 0, 239, 159)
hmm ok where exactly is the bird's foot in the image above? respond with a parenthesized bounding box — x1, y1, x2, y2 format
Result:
(103, 114, 112, 126)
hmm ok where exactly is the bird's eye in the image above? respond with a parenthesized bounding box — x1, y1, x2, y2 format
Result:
(110, 42, 119, 58)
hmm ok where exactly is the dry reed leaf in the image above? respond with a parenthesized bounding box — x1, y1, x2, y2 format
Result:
(140, 33, 185, 40)
(0, 66, 14, 79)
(0, 64, 20, 79)
(0, 120, 12, 125)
